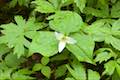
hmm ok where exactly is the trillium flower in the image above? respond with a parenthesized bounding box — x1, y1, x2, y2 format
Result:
(55, 32, 77, 53)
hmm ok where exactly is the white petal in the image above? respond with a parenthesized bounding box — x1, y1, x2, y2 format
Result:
(66, 37, 77, 44)
(55, 32, 64, 40)
(58, 41, 66, 53)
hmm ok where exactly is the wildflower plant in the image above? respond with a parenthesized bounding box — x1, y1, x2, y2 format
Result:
(0, 0, 120, 80)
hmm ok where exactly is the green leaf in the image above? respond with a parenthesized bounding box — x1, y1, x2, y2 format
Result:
(0, 69, 13, 80)
(116, 64, 120, 77)
(0, 44, 10, 58)
(83, 0, 109, 18)
(117, 58, 120, 64)
(112, 19, 120, 31)
(12, 73, 34, 80)
(12, 69, 34, 80)
(55, 65, 67, 78)
(41, 66, 51, 78)
(41, 57, 50, 65)
(111, 1, 120, 18)
(61, 0, 74, 6)
(13, 36, 25, 58)
(88, 69, 100, 80)
(49, 11, 83, 35)
(110, 36, 120, 51)
(74, 0, 86, 12)
(48, 0, 74, 10)
(111, 19, 120, 36)
(18, 0, 29, 6)
(29, 31, 58, 57)
(32, 0, 56, 13)
(83, 7, 109, 18)
(32, 63, 43, 71)
(0, 16, 42, 57)
(84, 19, 111, 42)
(25, 19, 44, 31)
(5, 53, 25, 67)
(112, 70, 120, 80)
(9, 0, 29, 7)
(94, 48, 116, 63)
(14, 16, 25, 28)
(103, 60, 116, 75)
(0, 62, 8, 70)
(25, 31, 37, 39)
(67, 33, 95, 64)
(18, 69, 32, 74)
(9, 0, 17, 8)
(48, 0, 61, 10)
(66, 60, 86, 80)
(95, 52, 111, 63)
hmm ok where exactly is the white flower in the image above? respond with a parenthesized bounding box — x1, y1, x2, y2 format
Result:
(55, 32, 77, 53)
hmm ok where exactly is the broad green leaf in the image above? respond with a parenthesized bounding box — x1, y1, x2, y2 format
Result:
(0, 23, 20, 46)
(9, 0, 30, 7)
(13, 36, 25, 58)
(32, 63, 43, 71)
(61, 0, 74, 6)
(5, 53, 25, 67)
(9, 0, 17, 8)
(74, 0, 86, 12)
(103, 60, 116, 75)
(25, 18, 44, 31)
(12, 69, 34, 80)
(83, 7, 109, 18)
(18, 0, 30, 6)
(12, 73, 34, 80)
(17, 69, 33, 75)
(110, 36, 120, 51)
(55, 65, 67, 78)
(94, 48, 116, 63)
(88, 69, 100, 80)
(117, 58, 120, 64)
(0, 16, 42, 57)
(0, 44, 10, 59)
(116, 64, 120, 77)
(41, 66, 51, 78)
(112, 70, 120, 80)
(66, 60, 86, 80)
(0, 62, 8, 70)
(95, 52, 112, 63)
(112, 19, 120, 31)
(48, 0, 61, 10)
(83, 0, 109, 18)
(0, 69, 13, 80)
(111, 19, 120, 36)
(29, 31, 58, 57)
(14, 16, 25, 28)
(18, 0, 25, 6)
(49, 11, 83, 35)
(84, 20, 110, 42)
(109, 19, 120, 51)
(32, 0, 56, 13)
(111, 1, 120, 18)
(48, 0, 74, 10)
(25, 31, 37, 39)
(67, 33, 95, 64)
(41, 57, 50, 65)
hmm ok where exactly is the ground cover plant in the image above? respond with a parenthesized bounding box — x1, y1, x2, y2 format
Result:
(0, 0, 120, 80)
